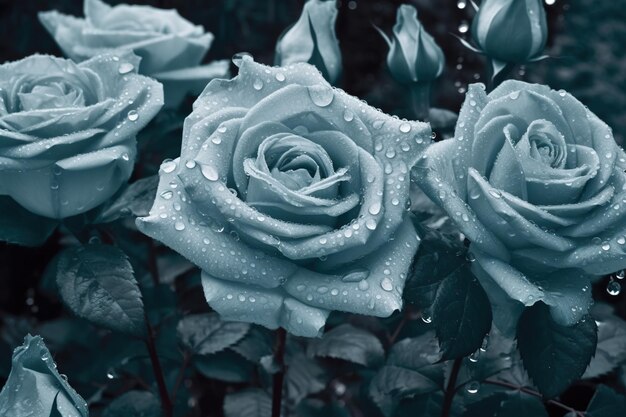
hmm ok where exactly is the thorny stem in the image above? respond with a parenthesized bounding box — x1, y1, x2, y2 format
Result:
(483, 379, 586, 416)
(272, 328, 288, 417)
(145, 316, 173, 417)
(440, 358, 463, 417)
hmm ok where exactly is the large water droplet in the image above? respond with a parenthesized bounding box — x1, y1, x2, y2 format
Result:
(342, 268, 370, 282)
(232, 52, 253, 67)
(358, 279, 370, 291)
(200, 164, 219, 181)
(381, 277, 393, 291)
(185, 160, 196, 169)
(308, 85, 334, 107)
(368, 202, 381, 215)
(174, 221, 186, 231)
(253, 78, 264, 90)
(399, 122, 411, 133)
(466, 381, 480, 394)
(118, 62, 134, 74)
(615, 270, 625, 280)
(275, 72, 286, 82)
(607, 279, 621, 296)
(365, 219, 377, 230)
(161, 159, 176, 173)
(127, 110, 139, 121)
(160, 190, 173, 200)
(343, 109, 354, 122)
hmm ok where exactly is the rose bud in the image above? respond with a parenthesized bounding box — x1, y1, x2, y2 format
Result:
(379, 5, 445, 85)
(275, 0, 342, 84)
(471, 0, 548, 65)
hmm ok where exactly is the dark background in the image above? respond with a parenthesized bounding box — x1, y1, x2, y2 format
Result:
(0, 1, 625, 415)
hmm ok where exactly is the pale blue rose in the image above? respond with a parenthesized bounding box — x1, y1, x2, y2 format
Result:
(415, 80, 626, 333)
(137, 57, 431, 337)
(39, 0, 228, 107)
(0, 52, 162, 225)
(0, 335, 88, 417)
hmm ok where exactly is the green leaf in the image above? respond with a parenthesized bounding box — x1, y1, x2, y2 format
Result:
(586, 385, 626, 417)
(177, 313, 250, 355)
(395, 392, 445, 417)
(285, 353, 326, 404)
(0, 335, 88, 417)
(194, 351, 254, 383)
(307, 324, 384, 367)
(224, 389, 272, 417)
(0, 196, 57, 247)
(496, 392, 548, 417)
(369, 332, 444, 416)
(56, 244, 146, 337)
(517, 302, 597, 398)
(584, 314, 626, 379)
(96, 176, 159, 223)
(296, 399, 351, 417)
(231, 326, 273, 363)
(102, 391, 161, 417)
(432, 262, 492, 360)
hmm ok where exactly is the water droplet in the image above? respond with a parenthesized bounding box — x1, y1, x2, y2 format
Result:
(365, 219, 377, 230)
(368, 202, 381, 215)
(174, 221, 185, 231)
(308, 85, 334, 107)
(200, 164, 219, 181)
(50, 182, 59, 190)
(458, 21, 469, 33)
(488, 189, 502, 199)
(161, 159, 176, 173)
(602, 242, 611, 251)
(372, 120, 384, 129)
(358, 279, 370, 291)
(253, 78, 264, 90)
(466, 381, 480, 394)
(468, 349, 480, 363)
(275, 72, 286, 82)
(399, 122, 411, 133)
(457, 0, 466, 8)
(160, 190, 173, 200)
(381, 277, 393, 291)
(212, 137, 222, 144)
(421, 314, 432, 324)
(185, 160, 196, 169)
(615, 270, 625, 280)
(232, 52, 253, 67)
(342, 268, 370, 282)
(118, 62, 134, 74)
(127, 110, 139, 121)
(607, 280, 621, 296)
(343, 109, 354, 122)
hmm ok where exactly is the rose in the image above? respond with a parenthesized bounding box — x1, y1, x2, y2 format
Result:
(275, 0, 342, 84)
(39, 0, 228, 107)
(137, 56, 431, 337)
(378, 4, 445, 85)
(471, 0, 548, 65)
(0, 52, 162, 244)
(415, 80, 626, 333)
(0, 335, 88, 417)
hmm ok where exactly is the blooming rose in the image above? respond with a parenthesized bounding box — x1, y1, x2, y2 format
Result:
(39, 0, 228, 107)
(138, 56, 431, 337)
(0, 52, 162, 229)
(415, 80, 626, 333)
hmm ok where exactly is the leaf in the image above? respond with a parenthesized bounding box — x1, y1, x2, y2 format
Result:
(57, 244, 146, 337)
(231, 326, 274, 363)
(517, 302, 597, 398)
(584, 315, 626, 379)
(369, 332, 444, 416)
(194, 351, 254, 383)
(296, 398, 351, 417)
(285, 353, 326, 404)
(307, 324, 384, 367)
(0, 196, 57, 247)
(102, 391, 161, 417)
(0, 335, 88, 417)
(96, 176, 159, 223)
(586, 385, 626, 417)
(224, 389, 272, 417)
(395, 392, 445, 417)
(432, 262, 492, 360)
(177, 313, 250, 355)
(496, 392, 548, 417)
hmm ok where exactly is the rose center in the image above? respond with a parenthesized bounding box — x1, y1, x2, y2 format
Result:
(18, 81, 86, 111)
(524, 120, 567, 169)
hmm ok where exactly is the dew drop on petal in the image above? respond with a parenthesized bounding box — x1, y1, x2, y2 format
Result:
(399, 122, 411, 133)
(343, 109, 354, 122)
(232, 52, 253, 67)
(365, 218, 377, 230)
(174, 221, 186, 231)
(615, 270, 625, 280)
(118, 62, 134, 74)
(308, 85, 334, 107)
(160, 190, 173, 200)
(275, 72, 286, 82)
(488, 189, 502, 199)
(607, 280, 621, 296)
(342, 268, 370, 282)
(127, 110, 139, 121)
(368, 202, 381, 215)
(200, 164, 219, 181)
(185, 160, 196, 169)
(253, 78, 264, 90)
(381, 277, 393, 291)
(161, 159, 176, 173)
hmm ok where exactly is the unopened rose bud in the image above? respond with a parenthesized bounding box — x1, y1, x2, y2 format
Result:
(471, 0, 548, 64)
(275, 0, 342, 84)
(379, 5, 445, 84)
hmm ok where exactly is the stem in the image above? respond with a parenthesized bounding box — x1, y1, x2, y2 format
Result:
(171, 351, 191, 405)
(440, 358, 463, 417)
(145, 317, 173, 417)
(388, 313, 410, 345)
(271, 328, 288, 417)
(483, 380, 585, 416)
(146, 238, 160, 286)
(409, 82, 431, 122)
